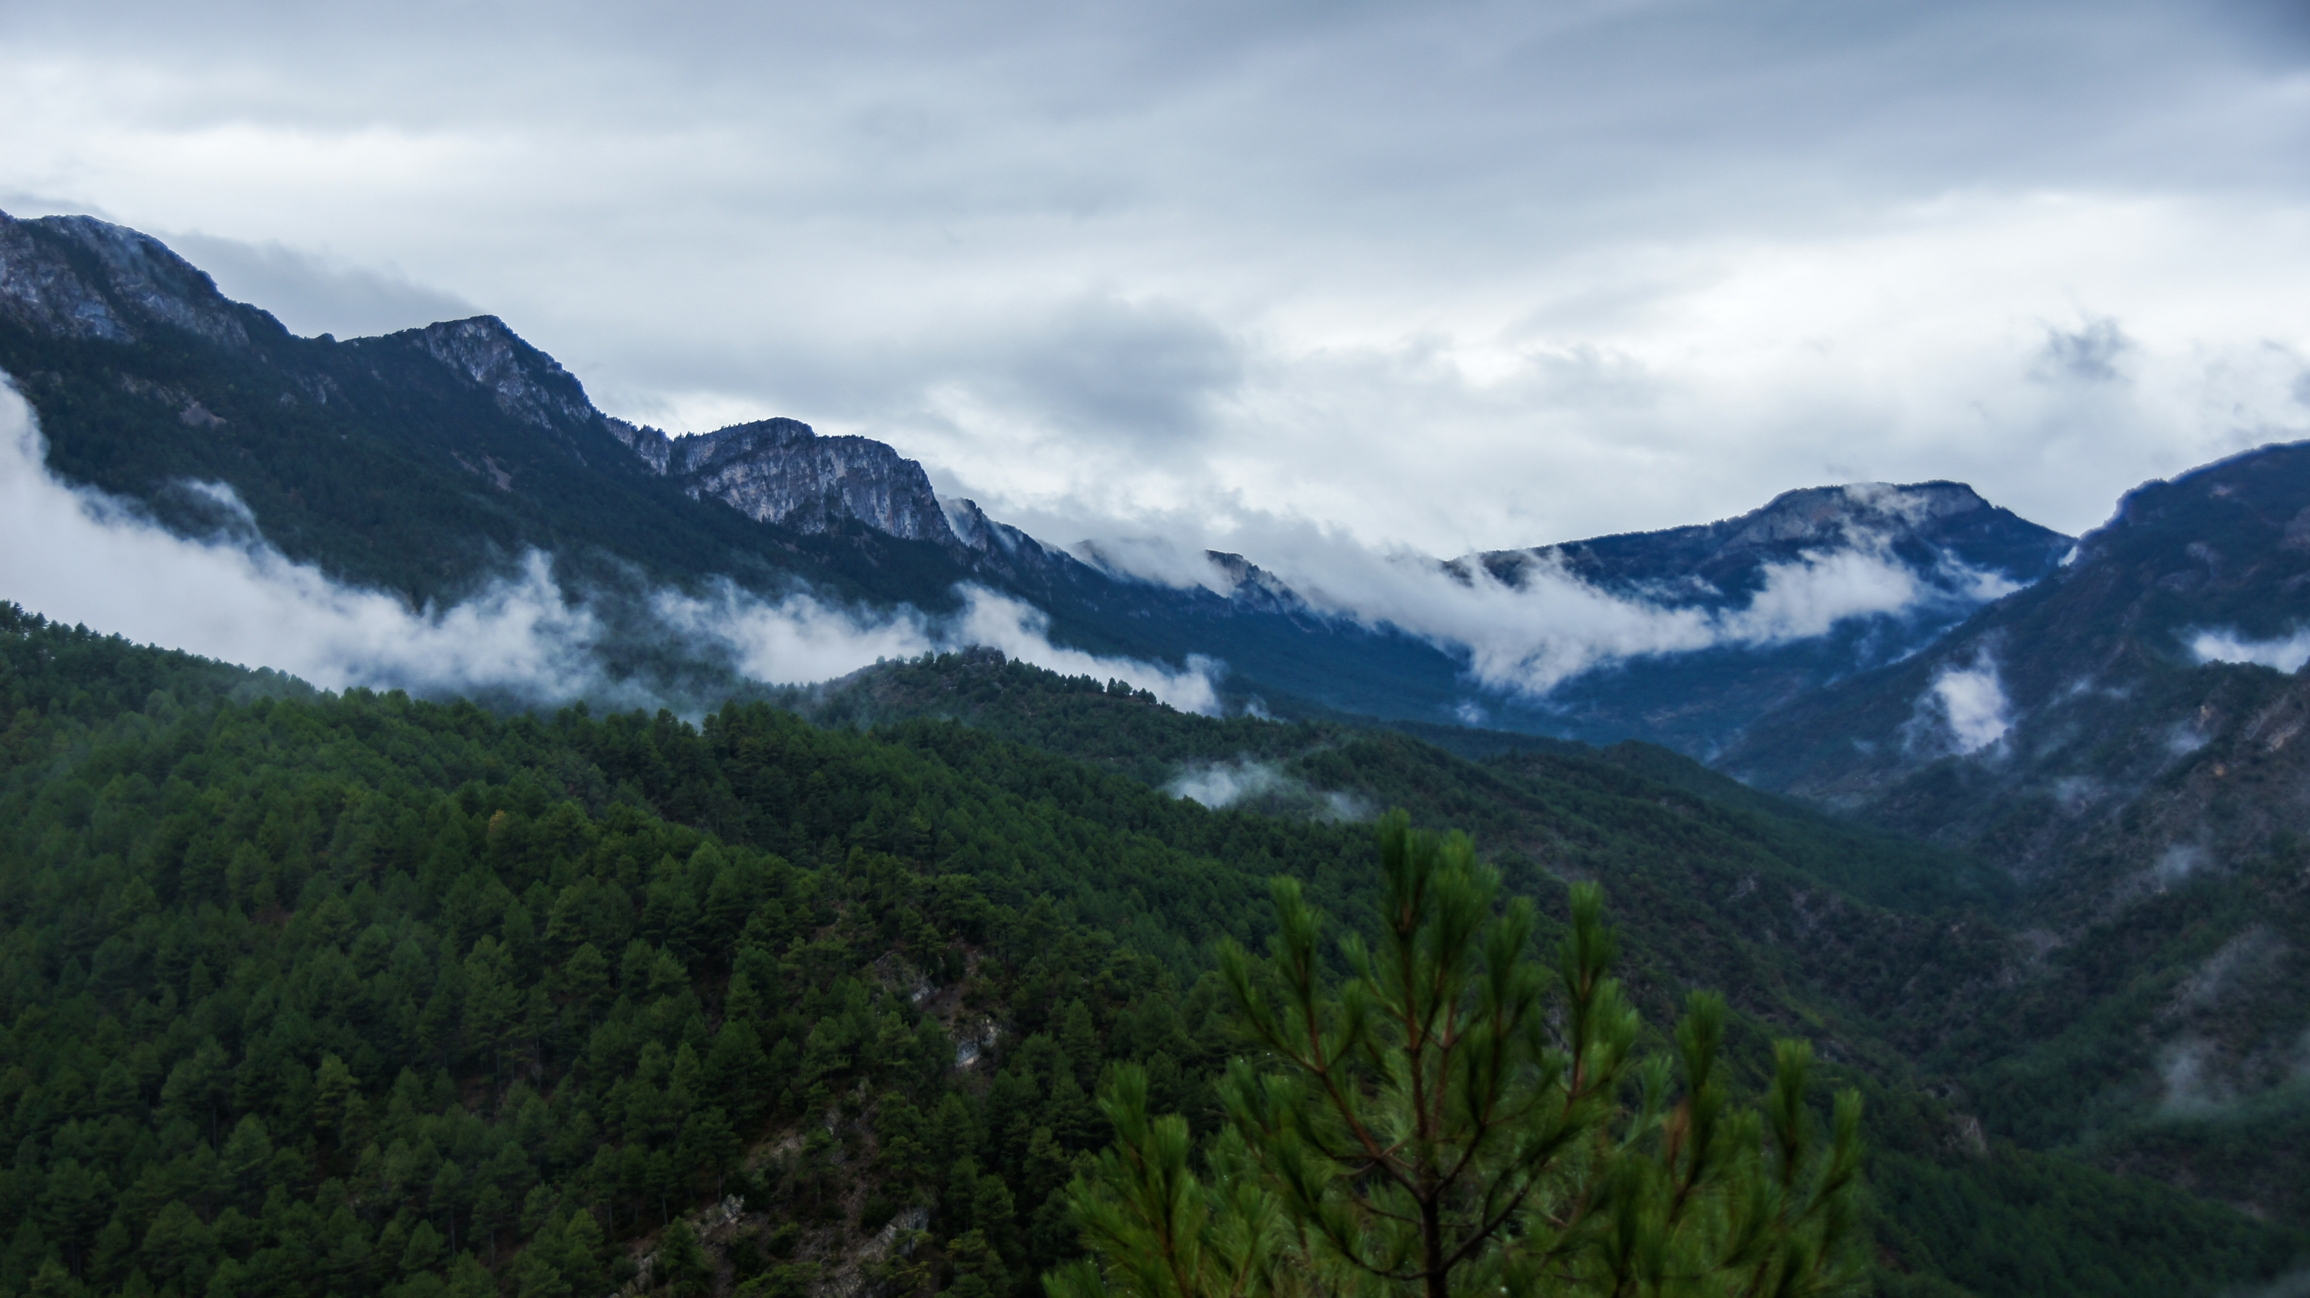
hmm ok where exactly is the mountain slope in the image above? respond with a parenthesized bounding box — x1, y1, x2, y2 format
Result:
(1721, 441, 2310, 1224)
(1469, 481, 2071, 753)
(5, 604, 2304, 1296)
(0, 213, 977, 614)
(2, 210, 2074, 754)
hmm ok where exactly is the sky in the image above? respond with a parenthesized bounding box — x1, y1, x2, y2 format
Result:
(4, 0, 2309, 568)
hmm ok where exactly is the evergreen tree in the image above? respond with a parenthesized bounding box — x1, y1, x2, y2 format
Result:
(1050, 811, 1867, 1297)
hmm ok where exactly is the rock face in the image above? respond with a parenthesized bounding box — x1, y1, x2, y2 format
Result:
(1203, 550, 1312, 616)
(609, 415, 960, 545)
(401, 316, 601, 434)
(0, 211, 257, 347)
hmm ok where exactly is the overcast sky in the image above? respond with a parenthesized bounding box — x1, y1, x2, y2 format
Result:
(5, 0, 2308, 566)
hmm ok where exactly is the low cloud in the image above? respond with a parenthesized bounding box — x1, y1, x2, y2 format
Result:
(2155, 843, 2210, 886)
(1163, 757, 1369, 821)
(1905, 650, 2012, 755)
(0, 377, 1219, 713)
(1166, 759, 1287, 809)
(653, 580, 1220, 714)
(2190, 626, 2310, 674)
(2158, 1037, 2235, 1117)
(1176, 520, 2000, 698)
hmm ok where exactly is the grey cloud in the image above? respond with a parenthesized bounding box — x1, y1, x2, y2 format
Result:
(983, 295, 1243, 444)
(166, 233, 476, 338)
(5, 0, 2308, 552)
(2036, 317, 2133, 383)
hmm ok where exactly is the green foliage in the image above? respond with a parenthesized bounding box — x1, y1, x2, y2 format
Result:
(1056, 815, 1866, 1297)
(0, 606, 2297, 1298)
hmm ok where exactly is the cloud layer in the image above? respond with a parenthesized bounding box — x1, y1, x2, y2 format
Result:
(0, 378, 1219, 711)
(1090, 515, 2014, 697)
(3, 0, 2305, 565)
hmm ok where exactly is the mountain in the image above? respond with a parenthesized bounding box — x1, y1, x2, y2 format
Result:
(1722, 441, 2310, 1224)
(0, 214, 974, 615)
(0, 210, 2069, 753)
(1458, 481, 2071, 754)
(7, 208, 2310, 1291)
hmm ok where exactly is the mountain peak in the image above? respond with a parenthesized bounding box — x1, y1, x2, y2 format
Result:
(395, 315, 600, 432)
(0, 209, 264, 348)
(1476, 478, 2066, 609)
(1730, 480, 1989, 548)
(620, 416, 962, 546)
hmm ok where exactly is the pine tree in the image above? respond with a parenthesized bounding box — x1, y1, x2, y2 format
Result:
(1049, 811, 1866, 1298)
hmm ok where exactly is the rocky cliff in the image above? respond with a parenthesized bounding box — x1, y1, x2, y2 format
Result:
(0, 212, 260, 347)
(653, 417, 959, 546)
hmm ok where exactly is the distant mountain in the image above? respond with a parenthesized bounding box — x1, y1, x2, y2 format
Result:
(0, 209, 2063, 751)
(1722, 442, 2310, 1223)
(1461, 481, 2071, 754)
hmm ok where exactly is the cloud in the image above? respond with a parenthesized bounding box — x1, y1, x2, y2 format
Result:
(652, 578, 1221, 713)
(2155, 842, 2210, 886)
(2034, 315, 2134, 383)
(0, 383, 611, 703)
(1163, 757, 1370, 821)
(1165, 759, 1286, 809)
(978, 294, 1244, 447)
(2219, 1268, 2310, 1298)
(161, 231, 477, 339)
(2190, 626, 2310, 674)
(1208, 522, 1992, 697)
(0, 376, 1220, 712)
(1907, 650, 2012, 755)
(5, 0, 2306, 565)
(2158, 1038, 2235, 1117)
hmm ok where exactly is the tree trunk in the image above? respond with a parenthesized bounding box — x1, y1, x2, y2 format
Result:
(1424, 1194, 1448, 1298)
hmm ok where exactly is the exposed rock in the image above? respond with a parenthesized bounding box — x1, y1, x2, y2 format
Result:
(1205, 550, 1311, 614)
(607, 416, 673, 474)
(405, 315, 600, 432)
(0, 210, 254, 347)
(659, 418, 960, 545)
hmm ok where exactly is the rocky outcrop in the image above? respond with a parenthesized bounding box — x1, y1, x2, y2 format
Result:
(1204, 550, 1312, 614)
(649, 418, 959, 545)
(607, 417, 674, 474)
(0, 210, 256, 347)
(402, 316, 601, 433)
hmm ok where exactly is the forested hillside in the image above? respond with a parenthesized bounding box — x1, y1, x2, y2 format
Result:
(0, 606, 2299, 1298)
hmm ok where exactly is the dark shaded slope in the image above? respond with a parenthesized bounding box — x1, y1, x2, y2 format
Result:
(1719, 441, 2310, 1226)
(5, 211, 2092, 754)
(0, 213, 976, 612)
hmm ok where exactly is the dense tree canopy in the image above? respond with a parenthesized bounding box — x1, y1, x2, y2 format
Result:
(0, 606, 2296, 1298)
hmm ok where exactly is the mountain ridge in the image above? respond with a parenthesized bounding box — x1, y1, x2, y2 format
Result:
(0, 207, 2068, 751)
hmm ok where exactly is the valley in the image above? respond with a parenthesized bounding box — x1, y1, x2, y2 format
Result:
(2, 209, 2307, 1296)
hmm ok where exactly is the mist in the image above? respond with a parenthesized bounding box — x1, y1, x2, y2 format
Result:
(1097, 515, 2011, 698)
(1163, 757, 1368, 822)
(0, 376, 1220, 712)
(1900, 651, 2013, 756)
(2191, 627, 2310, 675)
